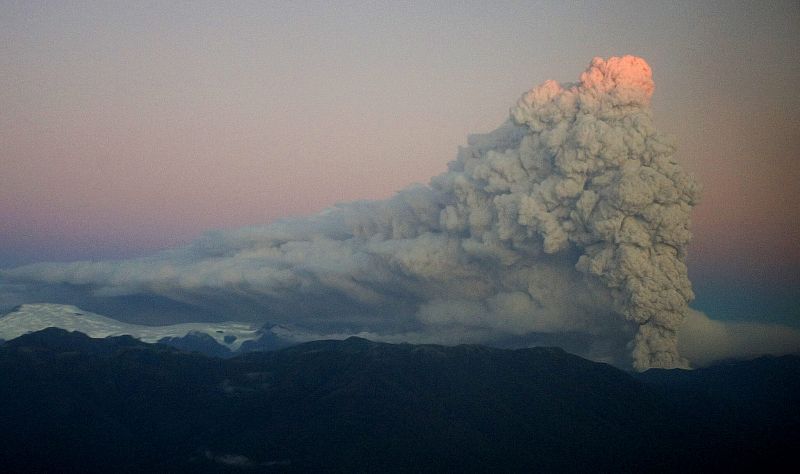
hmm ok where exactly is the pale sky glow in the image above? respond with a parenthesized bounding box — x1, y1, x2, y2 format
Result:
(1, 1, 798, 327)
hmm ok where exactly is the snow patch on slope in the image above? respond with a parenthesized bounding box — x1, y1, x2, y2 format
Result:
(0, 303, 260, 351)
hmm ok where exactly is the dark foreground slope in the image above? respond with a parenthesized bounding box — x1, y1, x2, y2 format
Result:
(637, 355, 800, 469)
(0, 329, 796, 473)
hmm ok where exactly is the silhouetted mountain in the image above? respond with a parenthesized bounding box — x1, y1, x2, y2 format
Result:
(237, 324, 297, 353)
(158, 332, 235, 358)
(3, 326, 158, 355)
(0, 303, 265, 356)
(0, 329, 796, 472)
(636, 354, 800, 470)
(157, 323, 300, 357)
(0, 304, 299, 358)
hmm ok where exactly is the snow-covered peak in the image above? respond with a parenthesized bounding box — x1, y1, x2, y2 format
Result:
(0, 303, 261, 351)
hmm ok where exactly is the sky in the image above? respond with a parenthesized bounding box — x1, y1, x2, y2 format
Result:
(1, 0, 798, 333)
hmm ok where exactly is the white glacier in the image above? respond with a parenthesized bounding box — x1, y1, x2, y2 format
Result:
(0, 303, 261, 351)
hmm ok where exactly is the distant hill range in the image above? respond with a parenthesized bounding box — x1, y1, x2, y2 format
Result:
(0, 327, 797, 472)
(0, 303, 296, 357)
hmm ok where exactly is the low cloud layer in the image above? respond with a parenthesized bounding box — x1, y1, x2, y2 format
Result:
(680, 309, 800, 367)
(5, 56, 778, 370)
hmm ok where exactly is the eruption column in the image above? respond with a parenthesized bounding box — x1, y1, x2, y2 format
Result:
(455, 56, 700, 369)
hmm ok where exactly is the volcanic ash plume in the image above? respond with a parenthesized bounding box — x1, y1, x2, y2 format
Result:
(502, 56, 700, 369)
(3, 56, 699, 370)
(415, 55, 699, 369)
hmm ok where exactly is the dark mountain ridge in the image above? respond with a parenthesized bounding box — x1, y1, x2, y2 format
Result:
(0, 329, 796, 472)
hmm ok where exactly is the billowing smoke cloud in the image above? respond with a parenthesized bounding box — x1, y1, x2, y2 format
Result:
(3, 56, 700, 370)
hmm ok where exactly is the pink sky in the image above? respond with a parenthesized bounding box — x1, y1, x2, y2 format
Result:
(1, 1, 798, 292)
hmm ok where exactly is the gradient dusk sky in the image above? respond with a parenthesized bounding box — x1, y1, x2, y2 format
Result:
(1, 1, 798, 327)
